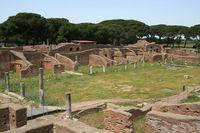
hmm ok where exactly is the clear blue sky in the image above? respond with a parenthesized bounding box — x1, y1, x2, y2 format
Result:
(0, 0, 199, 26)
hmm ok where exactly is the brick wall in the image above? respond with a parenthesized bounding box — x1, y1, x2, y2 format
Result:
(20, 64, 38, 77)
(62, 49, 98, 65)
(9, 104, 27, 129)
(145, 111, 200, 133)
(171, 54, 200, 63)
(160, 102, 200, 117)
(42, 54, 64, 74)
(0, 104, 27, 132)
(104, 109, 135, 133)
(0, 105, 10, 132)
(89, 54, 108, 67)
(55, 53, 75, 71)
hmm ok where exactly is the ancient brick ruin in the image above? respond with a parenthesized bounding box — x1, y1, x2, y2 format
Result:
(0, 40, 199, 77)
(145, 102, 200, 133)
(0, 104, 27, 132)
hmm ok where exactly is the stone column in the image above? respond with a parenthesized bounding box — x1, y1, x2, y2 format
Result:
(66, 92, 72, 119)
(20, 82, 25, 97)
(39, 68, 45, 106)
(4, 72, 10, 92)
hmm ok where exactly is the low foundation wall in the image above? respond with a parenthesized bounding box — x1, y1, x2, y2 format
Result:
(145, 111, 200, 133)
(160, 102, 200, 117)
(171, 54, 200, 63)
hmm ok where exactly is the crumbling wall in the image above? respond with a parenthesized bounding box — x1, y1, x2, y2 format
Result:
(89, 54, 109, 67)
(23, 51, 44, 68)
(113, 51, 126, 65)
(42, 54, 64, 74)
(160, 102, 200, 117)
(0, 50, 11, 72)
(170, 54, 200, 63)
(55, 53, 75, 71)
(20, 64, 38, 77)
(98, 48, 114, 59)
(151, 54, 163, 62)
(9, 104, 27, 129)
(145, 111, 200, 133)
(104, 109, 135, 133)
(62, 49, 98, 65)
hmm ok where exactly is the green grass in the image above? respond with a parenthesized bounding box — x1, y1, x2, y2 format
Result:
(0, 62, 200, 106)
(181, 91, 200, 103)
(134, 116, 145, 133)
(78, 111, 104, 129)
(115, 101, 139, 107)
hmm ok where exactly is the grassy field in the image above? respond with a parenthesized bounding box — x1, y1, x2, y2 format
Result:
(0, 62, 200, 106)
(78, 111, 104, 129)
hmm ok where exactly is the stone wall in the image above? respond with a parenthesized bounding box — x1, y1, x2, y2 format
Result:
(104, 109, 134, 133)
(145, 111, 200, 133)
(89, 54, 109, 67)
(55, 53, 75, 71)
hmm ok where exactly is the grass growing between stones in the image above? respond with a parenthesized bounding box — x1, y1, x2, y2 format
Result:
(0, 62, 200, 105)
(133, 116, 146, 133)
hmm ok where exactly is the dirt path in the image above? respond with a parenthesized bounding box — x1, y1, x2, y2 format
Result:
(161, 86, 200, 103)
(151, 85, 200, 111)
(72, 98, 141, 111)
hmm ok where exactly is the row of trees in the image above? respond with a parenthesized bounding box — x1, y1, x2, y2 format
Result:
(0, 12, 200, 48)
